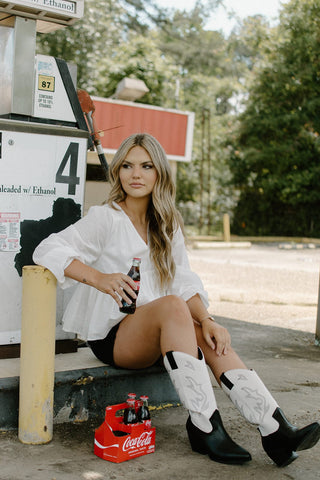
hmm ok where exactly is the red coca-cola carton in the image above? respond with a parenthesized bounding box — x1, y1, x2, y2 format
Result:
(94, 401, 156, 463)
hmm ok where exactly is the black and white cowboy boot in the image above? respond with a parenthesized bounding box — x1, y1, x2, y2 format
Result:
(164, 348, 251, 465)
(220, 369, 320, 467)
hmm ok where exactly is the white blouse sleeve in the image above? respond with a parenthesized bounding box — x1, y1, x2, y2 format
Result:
(169, 227, 209, 307)
(33, 206, 111, 288)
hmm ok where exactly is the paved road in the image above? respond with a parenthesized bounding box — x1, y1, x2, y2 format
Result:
(188, 243, 320, 334)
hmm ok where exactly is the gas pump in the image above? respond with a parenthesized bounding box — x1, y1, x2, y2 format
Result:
(0, 1, 89, 355)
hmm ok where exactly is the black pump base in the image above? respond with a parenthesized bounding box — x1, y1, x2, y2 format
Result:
(261, 408, 320, 467)
(186, 410, 252, 465)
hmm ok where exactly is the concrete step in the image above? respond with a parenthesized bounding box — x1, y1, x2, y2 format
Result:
(0, 347, 178, 430)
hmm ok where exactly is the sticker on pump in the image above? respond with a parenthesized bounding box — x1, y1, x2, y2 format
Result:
(0, 212, 20, 252)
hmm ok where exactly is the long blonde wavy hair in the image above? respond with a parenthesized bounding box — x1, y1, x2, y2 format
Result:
(108, 133, 183, 289)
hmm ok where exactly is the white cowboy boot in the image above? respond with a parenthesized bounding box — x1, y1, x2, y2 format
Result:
(220, 369, 320, 467)
(164, 348, 251, 465)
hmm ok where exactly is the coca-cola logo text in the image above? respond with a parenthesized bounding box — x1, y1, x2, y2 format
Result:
(122, 431, 153, 452)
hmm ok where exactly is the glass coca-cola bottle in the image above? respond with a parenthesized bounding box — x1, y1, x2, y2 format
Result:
(120, 257, 141, 314)
(123, 398, 138, 425)
(137, 395, 151, 428)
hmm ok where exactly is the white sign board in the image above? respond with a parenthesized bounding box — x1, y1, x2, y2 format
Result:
(0, 123, 88, 344)
(0, 0, 84, 23)
(34, 55, 76, 123)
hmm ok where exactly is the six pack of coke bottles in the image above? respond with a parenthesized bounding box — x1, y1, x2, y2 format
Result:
(123, 393, 151, 429)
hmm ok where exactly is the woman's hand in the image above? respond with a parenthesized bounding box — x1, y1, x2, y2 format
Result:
(201, 319, 231, 356)
(64, 260, 137, 308)
(95, 272, 138, 308)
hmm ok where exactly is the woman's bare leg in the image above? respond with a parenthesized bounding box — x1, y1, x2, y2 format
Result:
(113, 295, 198, 369)
(193, 322, 247, 385)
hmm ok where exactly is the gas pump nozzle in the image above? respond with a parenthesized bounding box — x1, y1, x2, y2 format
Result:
(77, 89, 109, 180)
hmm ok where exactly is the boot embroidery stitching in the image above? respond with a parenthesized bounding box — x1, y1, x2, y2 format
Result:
(185, 376, 210, 411)
(184, 360, 196, 371)
(236, 373, 248, 381)
(234, 386, 270, 424)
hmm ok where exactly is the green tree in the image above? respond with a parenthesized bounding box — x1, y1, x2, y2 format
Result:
(228, 0, 320, 236)
(93, 30, 180, 105)
(156, 3, 249, 233)
(158, 2, 226, 77)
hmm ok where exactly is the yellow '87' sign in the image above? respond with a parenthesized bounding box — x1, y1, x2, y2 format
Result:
(38, 75, 55, 92)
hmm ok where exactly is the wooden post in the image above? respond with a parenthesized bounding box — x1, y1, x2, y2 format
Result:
(223, 214, 231, 242)
(19, 266, 56, 444)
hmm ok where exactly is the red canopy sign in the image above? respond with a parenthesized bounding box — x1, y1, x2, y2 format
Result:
(92, 97, 194, 162)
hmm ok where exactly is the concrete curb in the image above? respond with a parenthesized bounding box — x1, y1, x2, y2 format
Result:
(193, 241, 252, 249)
(0, 350, 179, 430)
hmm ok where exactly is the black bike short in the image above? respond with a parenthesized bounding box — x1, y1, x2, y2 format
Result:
(87, 323, 120, 366)
(88, 323, 163, 368)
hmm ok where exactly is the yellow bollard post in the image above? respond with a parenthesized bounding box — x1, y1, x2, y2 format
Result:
(19, 266, 57, 444)
(223, 214, 231, 243)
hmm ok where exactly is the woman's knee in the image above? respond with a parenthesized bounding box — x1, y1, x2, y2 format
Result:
(157, 295, 193, 326)
(160, 294, 188, 312)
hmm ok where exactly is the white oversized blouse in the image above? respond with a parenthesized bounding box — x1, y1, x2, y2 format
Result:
(33, 203, 209, 341)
